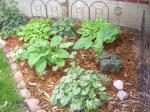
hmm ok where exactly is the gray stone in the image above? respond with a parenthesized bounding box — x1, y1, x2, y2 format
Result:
(8, 58, 14, 64)
(0, 38, 6, 47)
(113, 80, 124, 90)
(25, 98, 40, 112)
(14, 71, 23, 82)
(20, 89, 31, 99)
(17, 80, 26, 89)
(11, 63, 18, 71)
(36, 109, 47, 112)
(117, 90, 128, 100)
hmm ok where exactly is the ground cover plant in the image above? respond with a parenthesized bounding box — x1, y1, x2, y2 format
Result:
(0, 0, 26, 38)
(17, 18, 53, 42)
(0, 48, 24, 112)
(50, 64, 110, 112)
(74, 17, 120, 55)
(51, 17, 77, 37)
(16, 36, 74, 75)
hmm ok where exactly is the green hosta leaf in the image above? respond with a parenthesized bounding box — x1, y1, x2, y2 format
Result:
(74, 38, 93, 49)
(55, 59, 65, 67)
(57, 49, 70, 58)
(35, 59, 47, 75)
(28, 53, 41, 68)
(60, 42, 74, 49)
(97, 25, 120, 43)
(76, 17, 120, 55)
(50, 35, 62, 47)
(16, 19, 52, 42)
(92, 38, 103, 55)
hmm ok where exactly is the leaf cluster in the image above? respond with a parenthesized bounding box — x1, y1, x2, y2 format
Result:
(17, 36, 73, 75)
(17, 18, 53, 42)
(74, 17, 120, 55)
(51, 17, 77, 37)
(0, 0, 26, 38)
(50, 65, 110, 112)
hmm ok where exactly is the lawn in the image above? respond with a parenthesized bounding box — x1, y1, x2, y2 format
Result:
(0, 48, 24, 112)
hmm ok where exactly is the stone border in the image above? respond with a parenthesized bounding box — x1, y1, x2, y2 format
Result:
(0, 39, 47, 112)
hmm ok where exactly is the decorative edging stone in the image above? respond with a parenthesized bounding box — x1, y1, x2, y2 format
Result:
(113, 80, 129, 101)
(1, 39, 47, 112)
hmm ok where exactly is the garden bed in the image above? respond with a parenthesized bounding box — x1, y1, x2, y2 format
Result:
(4, 27, 141, 112)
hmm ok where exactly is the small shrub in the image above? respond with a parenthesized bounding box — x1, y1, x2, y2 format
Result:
(17, 18, 53, 42)
(74, 17, 120, 55)
(51, 17, 77, 37)
(0, 0, 26, 38)
(50, 64, 110, 112)
(16, 36, 74, 75)
(96, 52, 122, 73)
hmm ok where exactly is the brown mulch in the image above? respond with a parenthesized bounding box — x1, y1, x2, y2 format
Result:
(5, 28, 141, 112)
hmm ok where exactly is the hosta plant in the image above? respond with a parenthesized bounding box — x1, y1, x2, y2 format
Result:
(0, 0, 26, 38)
(50, 64, 110, 112)
(51, 17, 77, 37)
(96, 51, 122, 73)
(74, 17, 120, 55)
(17, 18, 53, 42)
(16, 36, 73, 75)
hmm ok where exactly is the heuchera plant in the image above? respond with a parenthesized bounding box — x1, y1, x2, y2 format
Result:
(51, 17, 77, 37)
(96, 51, 122, 73)
(16, 36, 74, 75)
(17, 18, 53, 42)
(50, 64, 110, 112)
(74, 17, 120, 55)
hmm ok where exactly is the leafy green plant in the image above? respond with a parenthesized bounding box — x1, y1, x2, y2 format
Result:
(0, 0, 26, 38)
(16, 36, 73, 75)
(51, 17, 77, 37)
(17, 18, 53, 42)
(96, 51, 122, 73)
(74, 17, 120, 55)
(50, 64, 110, 112)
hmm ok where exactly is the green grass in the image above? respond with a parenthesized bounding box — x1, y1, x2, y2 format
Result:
(0, 48, 24, 112)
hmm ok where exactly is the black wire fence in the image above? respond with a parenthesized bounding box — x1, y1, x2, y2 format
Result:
(139, 10, 150, 112)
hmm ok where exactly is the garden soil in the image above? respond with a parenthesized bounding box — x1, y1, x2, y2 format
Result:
(5, 27, 141, 112)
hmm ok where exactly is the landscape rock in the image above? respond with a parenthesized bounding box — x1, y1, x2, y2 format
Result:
(117, 90, 128, 100)
(25, 98, 40, 112)
(0, 38, 6, 47)
(11, 63, 18, 71)
(17, 80, 26, 89)
(113, 80, 124, 90)
(6, 54, 11, 58)
(36, 109, 47, 112)
(8, 58, 14, 64)
(20, 89, 31, 99)
(3, 47, 9, 54)
(14, 71, 23, 82)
